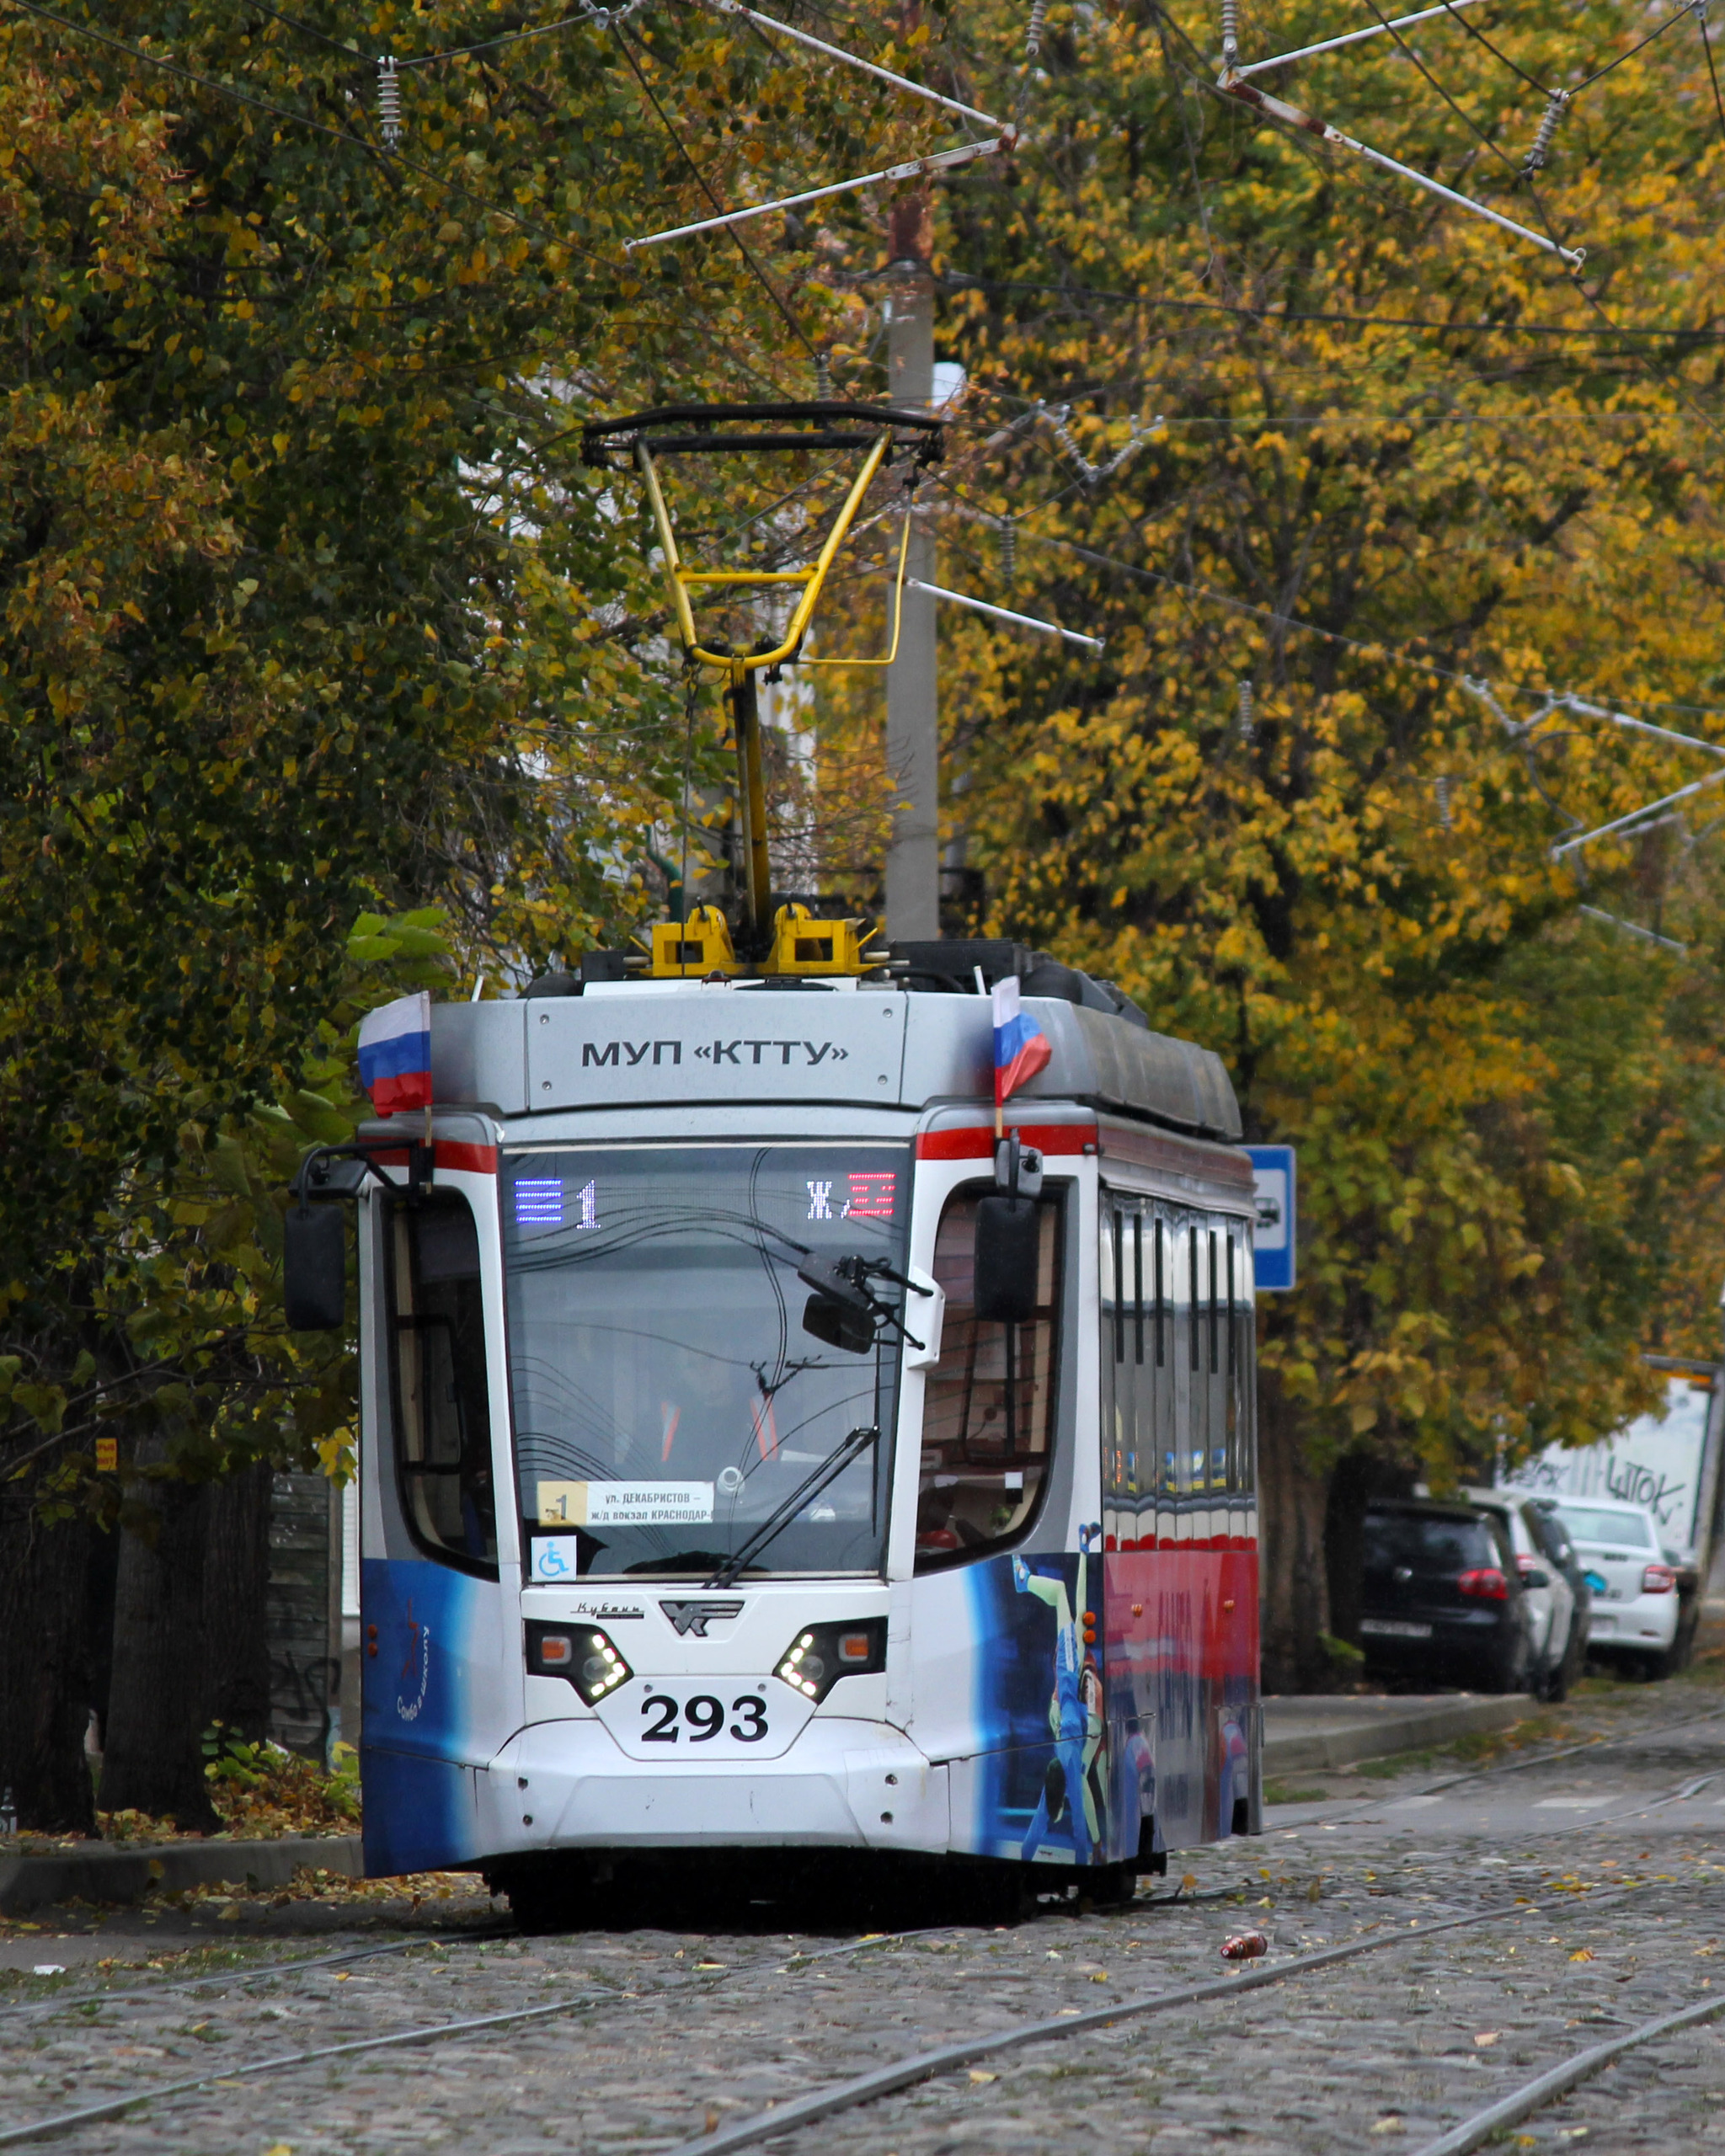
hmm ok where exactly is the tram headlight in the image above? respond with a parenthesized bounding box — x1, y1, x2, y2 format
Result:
(526, 1620, 633, 1705)
(772, 1619, 886, 1705)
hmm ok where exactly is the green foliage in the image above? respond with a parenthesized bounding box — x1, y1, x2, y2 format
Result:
(804, 0, 1725, 1505)
(200, 1723, 360, 1833)
(0, 2, 943, 1508)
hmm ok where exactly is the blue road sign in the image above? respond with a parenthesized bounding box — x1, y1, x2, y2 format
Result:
(1244, 1145, 1296, 1291)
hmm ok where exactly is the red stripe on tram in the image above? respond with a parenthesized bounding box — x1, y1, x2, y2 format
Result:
(916, 1123, 1094, 1161)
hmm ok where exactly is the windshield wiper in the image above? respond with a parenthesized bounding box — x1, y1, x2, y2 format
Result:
(702, 1424, 879, 1592)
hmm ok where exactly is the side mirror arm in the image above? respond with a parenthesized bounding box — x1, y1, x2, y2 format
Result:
(291, 1137, 433, 1209)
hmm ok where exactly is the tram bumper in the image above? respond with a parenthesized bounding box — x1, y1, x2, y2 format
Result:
(481, 1717, 949, 1854)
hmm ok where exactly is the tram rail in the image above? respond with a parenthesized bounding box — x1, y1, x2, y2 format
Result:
(663, 1876, 1674, 2156)
(0, 1928, 509, 2028)
(1408, 1986, 1725, 2155)
(7, 1698, 1725, 2151)
(0, 1926, 948, 2149)
(1299, 1696, 1725, 1828)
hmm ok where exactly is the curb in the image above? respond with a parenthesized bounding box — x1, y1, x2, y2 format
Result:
(0, 1833, 364, 1916)
(1263, 1692, 1529, 1775)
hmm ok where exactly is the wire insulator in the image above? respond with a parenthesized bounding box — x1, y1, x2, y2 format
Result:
(1435, 774, 1453, 830)
(1237, 679, 1254, 744)
(1025, 0, 1047, 60)
(1001, 520, 1017, 581)
(1220, 0, 1239, 67)
(814, 351, 832, 400)
(377, 56, 402, 149)
(1522, 88, 1568, 176)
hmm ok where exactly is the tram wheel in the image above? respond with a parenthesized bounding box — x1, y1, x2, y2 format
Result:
(489, 1857, 615, 1935)
(1086, 1862, 1138, 1909)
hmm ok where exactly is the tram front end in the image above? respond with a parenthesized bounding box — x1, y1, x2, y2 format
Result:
(296, 950, 1262, 1915)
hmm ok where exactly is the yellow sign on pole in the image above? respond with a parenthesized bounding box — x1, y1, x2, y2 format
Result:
(94, 1438, 118, 1472)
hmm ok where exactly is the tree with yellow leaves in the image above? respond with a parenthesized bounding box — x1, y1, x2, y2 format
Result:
(797, 0, 1725, 1680)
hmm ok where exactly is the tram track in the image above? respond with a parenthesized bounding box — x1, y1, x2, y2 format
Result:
(660, 1876, 1680, 2156)
(0, 1924, 953, 2148)
(662, 1709, 1725, 2156)
(1295, 1695, 1725, 1828)
(0, 1868, 1705, 2154)
(1407, 1983, 1725, 2154)
(0, 1927, 512, 2028)
(10, 1699, 1725, 2151)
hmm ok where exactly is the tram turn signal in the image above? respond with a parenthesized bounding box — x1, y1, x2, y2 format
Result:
(526, 1621, 633, 1705)
(772, 1619, 886, 1705)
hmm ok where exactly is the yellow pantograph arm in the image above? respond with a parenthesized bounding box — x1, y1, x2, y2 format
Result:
(637, 428, 895, 675)
(634, 435, 700, 653)
(801, 498, 914, 670)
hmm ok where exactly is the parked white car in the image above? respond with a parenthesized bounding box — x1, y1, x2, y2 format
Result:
(1467, 1488, 1583, 1700)
(1550, 1495, 1680, 1673)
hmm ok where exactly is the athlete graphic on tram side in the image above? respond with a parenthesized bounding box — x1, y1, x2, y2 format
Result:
(1012, 1531, 1105, 1863)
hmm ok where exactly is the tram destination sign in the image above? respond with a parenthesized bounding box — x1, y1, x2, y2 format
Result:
(1244, 1144, 1296, 1291)
(526, 994, 908, 1108)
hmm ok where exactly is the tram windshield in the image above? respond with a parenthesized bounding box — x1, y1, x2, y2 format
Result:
(503, 1144, 910, 1579)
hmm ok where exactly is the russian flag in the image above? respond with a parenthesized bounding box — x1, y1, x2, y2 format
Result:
(358, 992, 432, 1117)
(992, 974, 1051, 1107)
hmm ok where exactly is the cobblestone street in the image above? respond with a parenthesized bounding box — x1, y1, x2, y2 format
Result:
(4, 1667, 1725, 2154)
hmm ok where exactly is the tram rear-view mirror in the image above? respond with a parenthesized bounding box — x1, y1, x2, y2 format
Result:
(284, 1202, 346, 1330)
(973, 1194, 1039, 1324)
(802, 1293, 876, 1355)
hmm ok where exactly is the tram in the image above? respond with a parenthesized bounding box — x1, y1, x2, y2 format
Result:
(289, 935, 1263, 1915)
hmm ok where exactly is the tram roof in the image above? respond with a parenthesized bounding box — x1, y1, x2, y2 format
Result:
(430, 984, 1242, 1143)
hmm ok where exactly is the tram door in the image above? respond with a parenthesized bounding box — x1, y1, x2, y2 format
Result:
(1101, 1189, 1258, 1854)
(358, 1166, 518, 1876)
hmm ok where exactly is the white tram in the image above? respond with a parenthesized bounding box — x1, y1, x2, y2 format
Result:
(291, 939, 1261, 1917)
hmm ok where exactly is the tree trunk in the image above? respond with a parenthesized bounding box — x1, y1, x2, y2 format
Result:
(203, 1462, 273, 1742)
(1258, 1367, 1337, 1693)
(0, 1486, 99, 1834)
(101, 1454, 218, 1829)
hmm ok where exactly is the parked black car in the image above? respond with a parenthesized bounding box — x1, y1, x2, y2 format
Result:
(1359, 1499, 1535, 1693)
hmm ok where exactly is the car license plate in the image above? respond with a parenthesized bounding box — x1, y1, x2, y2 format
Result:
(1359, 1619, 1432, 1640)
(593, 1677, 814, 1762)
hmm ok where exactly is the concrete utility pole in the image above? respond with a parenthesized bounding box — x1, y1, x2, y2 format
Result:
(883, 189, 940, 943)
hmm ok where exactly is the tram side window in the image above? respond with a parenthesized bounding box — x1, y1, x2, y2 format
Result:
(1101, 1195, 1167, 1540)
(1105, 1198, 1253, 1516)
(1231, 1228, 1258, 1496)
(917, 1187, 1062, 1570)
(388, 1193, 499, 1575)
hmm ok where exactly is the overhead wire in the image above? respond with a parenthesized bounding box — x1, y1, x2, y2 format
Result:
(1363, 0, 1526, 179)
(3, 0, 364, 144)
(1, 0, 623, 273)
(398, 3, 643, 69)
(928, 467, 1725, 735)
(240, 0, 363, 61)
(1699, 2, 1725, 157)
(611, 20, 817, 364)
(936, 274, 1725, 341)
(1576, 0, 1706, 92)
(1193, 0, 1725, 443)
(1436, 0, 1553, 98)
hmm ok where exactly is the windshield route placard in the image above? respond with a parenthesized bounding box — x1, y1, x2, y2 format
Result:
(537, 1479, 716, 1528)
